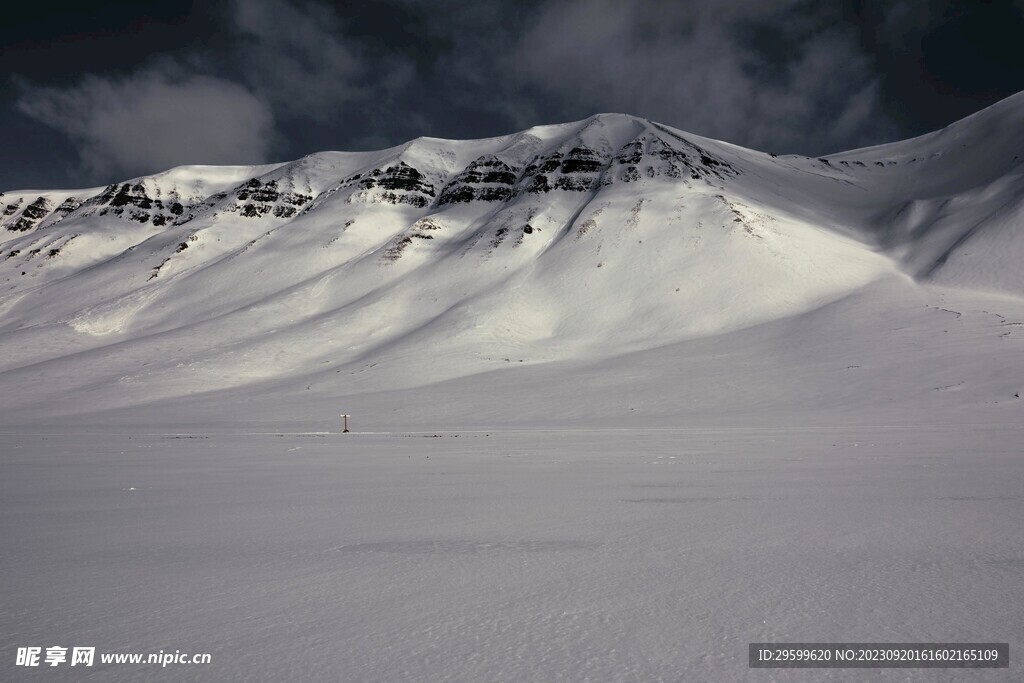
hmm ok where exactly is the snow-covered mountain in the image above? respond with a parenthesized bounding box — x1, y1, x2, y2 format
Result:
(1, 94, 1022, 428)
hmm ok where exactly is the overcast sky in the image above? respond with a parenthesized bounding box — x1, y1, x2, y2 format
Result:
(2, 0, 1023, 191)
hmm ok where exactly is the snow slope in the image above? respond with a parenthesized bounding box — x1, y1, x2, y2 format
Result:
(0, 92, 1019, 428)
(0, 95, 1022, 426)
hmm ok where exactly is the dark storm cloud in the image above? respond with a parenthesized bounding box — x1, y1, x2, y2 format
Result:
(852, 0, 1024, 132)
(15, 64, 275, 182)
(229, 0, 410, 116)
(2, 0, 1022, 190)
(501, 0, 896, 153)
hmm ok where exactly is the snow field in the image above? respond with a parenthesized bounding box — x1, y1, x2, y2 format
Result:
(2, 427, 1021, 681)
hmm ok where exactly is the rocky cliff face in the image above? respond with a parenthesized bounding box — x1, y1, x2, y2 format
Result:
(0, 115, 748, 246)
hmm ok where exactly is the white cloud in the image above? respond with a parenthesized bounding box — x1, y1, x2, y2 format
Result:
(16, 66, 274, 182)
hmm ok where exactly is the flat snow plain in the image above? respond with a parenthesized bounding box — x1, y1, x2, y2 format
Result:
(3, 425, 1022, 681)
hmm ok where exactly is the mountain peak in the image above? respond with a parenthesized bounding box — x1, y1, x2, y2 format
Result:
(0, 95, 1022, 420)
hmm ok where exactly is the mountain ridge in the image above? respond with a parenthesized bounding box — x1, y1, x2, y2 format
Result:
(0, 96, 1022, 426)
